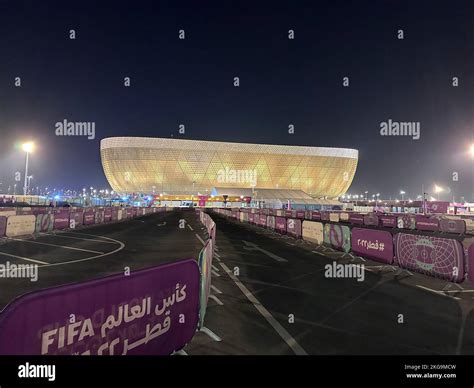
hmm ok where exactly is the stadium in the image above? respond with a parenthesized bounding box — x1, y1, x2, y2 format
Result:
(100, 137, 358, 206)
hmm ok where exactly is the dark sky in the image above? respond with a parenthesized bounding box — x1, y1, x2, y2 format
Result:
(1, 0, 474, 200)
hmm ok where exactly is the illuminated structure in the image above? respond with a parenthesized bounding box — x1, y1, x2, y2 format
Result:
(100, 137, 358, 199)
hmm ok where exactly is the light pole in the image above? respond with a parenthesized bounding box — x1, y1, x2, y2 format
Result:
(22, 142, 34, 195)
(400, 190, 405, 202)
(434, 185, 443, 201)
(365, 191, 368, 201)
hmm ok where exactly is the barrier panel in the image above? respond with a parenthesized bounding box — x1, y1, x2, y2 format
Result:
(95, 210, 105, 224)
(117, 208, 124, 221)
(249, 214, 255, 224)
(394, 233, 464, 282)
(0, 216, 6, 236)
(311, 211, 321, 221)
(469, 243, 474, 283)
(379, 215, 397, 228)
(111, 208, 119, 222)
(0, 210, 16, 217)
(329, 213, 340, 223)
(351, 228, 394, 264)
(363, 214, 380, 227)
(323, 224, 351, 252)
(54, 209, 70, 230)
(69, 210, 83, 229)
(240, 212, 248, 222)
(198, 240, 213, 328)
(258, 214, 267, 227)
(267, 215, 276, 230)
(439, 218, 466, 234)
(6, 215, 36, 237)
(275, 216, 286, 234)
(349, 213, 364, 225)
(302, 220, 324, 244)
(276, 210, 284, 217)
(104, 208, 112, 222)
(35, 213, 54, 233)
(415, 215, 439, 232)
(285, 210, 293, 218)
(0, 259, 199, 355)
(320, 212, 330, 222)
(397, 215, 416, 229)
(461, 217, 474, 234)
(287, 218, 302, 238)
(339, 212, 350, 222)
(83, 209, 95, 225)
(295, 211, 305, 219)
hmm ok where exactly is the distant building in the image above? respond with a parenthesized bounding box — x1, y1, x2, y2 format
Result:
(100, 137, 358, 204)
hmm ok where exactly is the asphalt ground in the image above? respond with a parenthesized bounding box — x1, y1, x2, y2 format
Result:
(1, 209, 474, 355)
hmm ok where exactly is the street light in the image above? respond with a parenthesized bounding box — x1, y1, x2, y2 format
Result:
(21, 142, 34, 195)
(434, 185, 443, 200)
(400, 190, 405, 201)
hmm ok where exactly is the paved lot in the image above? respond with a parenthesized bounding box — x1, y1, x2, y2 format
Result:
(1, 209, 474, 355)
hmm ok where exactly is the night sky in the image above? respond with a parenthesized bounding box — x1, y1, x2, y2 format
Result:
(1, 0, 474, 200)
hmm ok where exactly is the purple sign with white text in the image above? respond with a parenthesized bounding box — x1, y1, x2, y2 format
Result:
(363, 214, 380, 227)
(0, 259, 200, 355)
(53, 209, 70, 230)
(349, 213, 364, 225)
(351, 228, 394, 264)
(275, 217, 286, 234)
(286, 218, 302, 238)
(379, 215, 397, 228)
(415, 215, 439, 232)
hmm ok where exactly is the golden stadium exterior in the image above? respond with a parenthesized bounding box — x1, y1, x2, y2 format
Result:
(100, 137, 358, 198)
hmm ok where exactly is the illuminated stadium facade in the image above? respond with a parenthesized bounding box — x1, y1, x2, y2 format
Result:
(100, 137, 358, 200)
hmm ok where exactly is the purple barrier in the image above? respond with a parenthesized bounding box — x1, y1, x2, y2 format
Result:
(132, 208, 138, 217)
(351, 228, 394, 264)
(70, 210, 83, 229)
(124, 208, 132, 219)
(111, 208, 119, 222)
(379, 215, 397, 228)
(295, 211, 305, 219)
(95, 210, 104, 224)
(287, 218, 302, 238)
(311, 211, 321, 221)
(394, 233, 464, 282)
(249, 213, 255, 224)
(104, 208, 112, 222)
(285, 210, 293, 218)
(275, 217, 287, 234)
(83, 209, 95, 225)
(0, 259, 200, 355)
(469, 243, 474, 283)
(363, 214, 380, 227)
(54, 209, 70, 230)
(36, 213, 54, 233)
(31, 207, 50, 215)
(0, 216, 6, 236)
(258, 214, 267, 227)
(349, 213, 364, 225)
(267, 215, 276, 230)
(439, 218, 466, 234)
(320, 212, 330, 222)
(415, 215, 439, 232)
(397, 215, 415, 229)
(232, 210, 239, 219)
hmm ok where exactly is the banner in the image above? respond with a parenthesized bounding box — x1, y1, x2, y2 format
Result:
(320, 212, 330, 221)
(287, 218, 302, 238)
(379, 215, 397, 228)
(95, 210, 105, 224)
(329, 213, 340, 223)
(339, 212, 350, 222)
(69, 210, 83, 229)
(36, 213, 54, 233)
(83, 209, 95, 225)
(363, 214, 379, 227)
(104, 208, 112, 222)
(349, 213, 364, 225)
(295, 211, 305, 219)
(0, 259, 200, 355)
(323, 224, 351, 252)
(6, 215, 36, 237)
(266, 215, 276, 230)
(0, 216, 6, 236)
(394, 233, 464, 282)
(54, 209, 70, 230)
(415, 215, 439, 232)
(397, 215, 416, 229)
(351, 228, 394, 264)
(311, 211, 321, 221)
(275, 217, 286, 234)
(302, 221, 324, 244)
(469, 243, 474, 283)
(439, 218, 466, 234)
(198, 240, 213, 328)
(249, 214, 255, 224)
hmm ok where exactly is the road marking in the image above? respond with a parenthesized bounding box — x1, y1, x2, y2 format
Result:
(195, 234, 206, 246)
(209, 295, 224, 305)
(211, 285, 222, 294)
(187, 224, 194, 231)
(0, 251, 50, 265)
(219, 261, 307, 355)
(8, 238, 104, 254)
(39, 233, 117, 244)
(211, 270, 221, 277)
(416, 285, 462, 300)
(242, 240, 287, 262)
